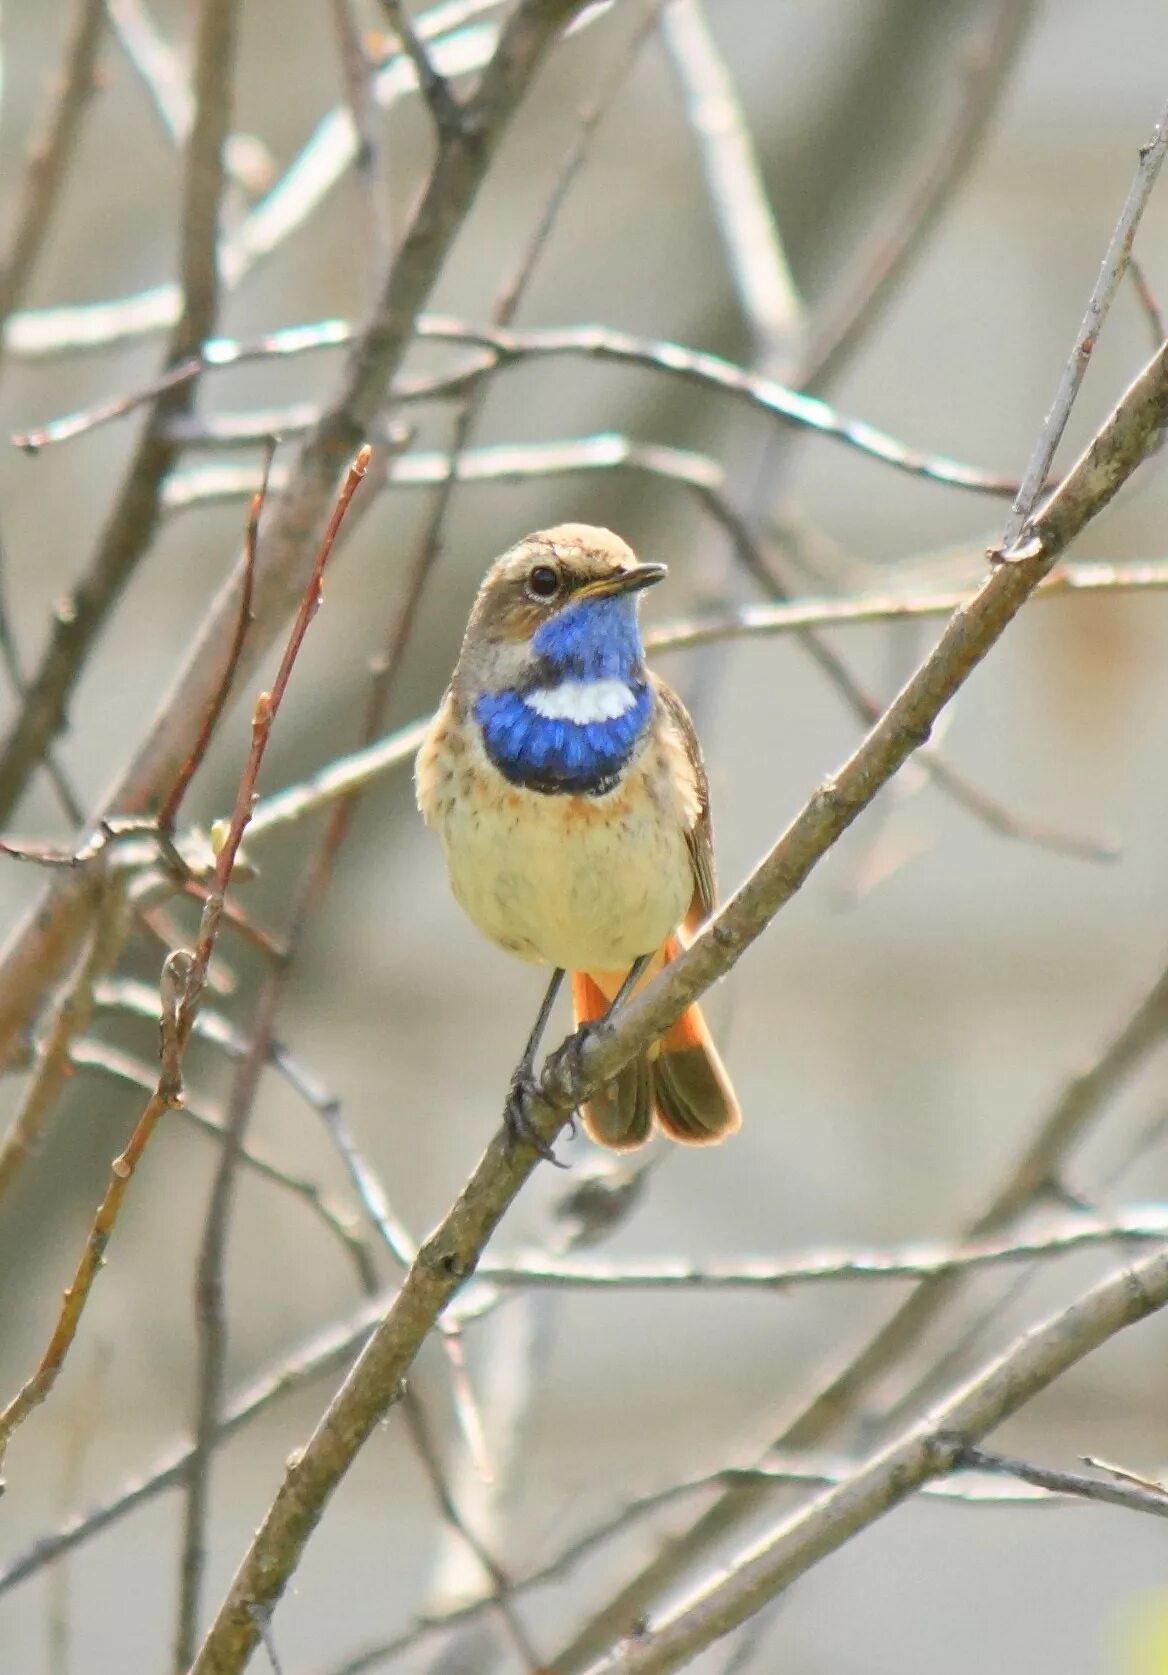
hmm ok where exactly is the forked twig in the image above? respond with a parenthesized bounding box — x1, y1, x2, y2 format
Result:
(0, 446, 369, 1483)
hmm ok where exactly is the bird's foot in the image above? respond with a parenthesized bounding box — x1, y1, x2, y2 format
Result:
(503, 1066, 569, 1167)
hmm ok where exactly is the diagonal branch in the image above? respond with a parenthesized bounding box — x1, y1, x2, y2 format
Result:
(187, 293, 1168, 1675)
(0, 0, 106, 337)
(599, 1245, 1168, 1673)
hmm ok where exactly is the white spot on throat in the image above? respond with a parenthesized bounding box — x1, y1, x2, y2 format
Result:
(523, 678, 636, 724)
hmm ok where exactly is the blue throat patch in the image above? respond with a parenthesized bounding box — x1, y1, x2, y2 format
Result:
(474, 593, 652, 795)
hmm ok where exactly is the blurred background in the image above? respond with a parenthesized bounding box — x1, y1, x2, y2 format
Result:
(2, 1, 1168, 1670)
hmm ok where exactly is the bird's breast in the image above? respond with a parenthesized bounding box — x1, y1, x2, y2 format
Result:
(416, 694, 696, 971)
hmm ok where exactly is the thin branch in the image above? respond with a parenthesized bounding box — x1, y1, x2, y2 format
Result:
(69, 1037, 377, 1287)
(0, 447, 368, 1482)
(155, 446, 267, 834)
(1001, 95, 1168, 547)
(416, 318, 1022, 494)
(0, 0, 244, 826)
(19, 313, 1021, 499)
(799, 0, 1037, 390)
(1128, 254, 1167, 347)
(958, 1447, 1168, 1523)
(643, 558, 1168, 651)
(176, 967, 283, 1670)
(0, 1292, 393, 1599)
(401, 1386, 544, 1672)
(659, 0, 802, 372)
(2, 1, 518, 360)
(376, 0, 462, 130)
(0, 882, 127, 1203)
(692, 489, 1118, 863)
(0, 0, 106, 337)
(105, 0, 273, 198)
(177, 444, 372, 1666)
(331, 0, 393, 293)
(553, 942, 1168, 1672)
(602, 1247, 1168, 1673)
(476, 1211, 1168, 1292)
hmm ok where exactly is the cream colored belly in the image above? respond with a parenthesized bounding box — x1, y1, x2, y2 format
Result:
(436, 768, 692, 971)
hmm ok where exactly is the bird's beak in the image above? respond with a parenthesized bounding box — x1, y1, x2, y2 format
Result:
(580, 562, 667, 600)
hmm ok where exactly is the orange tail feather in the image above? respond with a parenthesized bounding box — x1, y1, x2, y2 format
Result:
(571, 939, 741, 1150)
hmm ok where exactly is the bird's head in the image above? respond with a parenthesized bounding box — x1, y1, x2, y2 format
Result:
(456, 524, 666, 794)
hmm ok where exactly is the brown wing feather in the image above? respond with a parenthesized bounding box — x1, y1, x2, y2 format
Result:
(651, 673, 715, 925)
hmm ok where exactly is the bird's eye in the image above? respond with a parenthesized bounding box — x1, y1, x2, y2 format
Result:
(527, 564, 560, 600)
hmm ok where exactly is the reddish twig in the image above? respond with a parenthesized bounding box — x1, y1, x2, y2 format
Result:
(156, 444, 271, 833)
(0, 446, 369, 1484)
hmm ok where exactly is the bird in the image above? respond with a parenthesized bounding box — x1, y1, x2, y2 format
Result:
(415, 523, 740, 1154)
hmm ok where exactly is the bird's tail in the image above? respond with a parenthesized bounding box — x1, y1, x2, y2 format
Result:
(570, 936, 741, 1150)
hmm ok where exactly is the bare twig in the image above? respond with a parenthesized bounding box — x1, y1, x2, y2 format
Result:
(1000, 96, 1168, 547)
(69, 1037, 377, 1285)
(0, 447, 368, 1483)
(0, 0, 106, 337)
(0, 882, 126, 1202)
(0, 0, 593, 1083)
(401, 1386, 544, 1672)
(0, 0, 243, 825)
(1129, 254, 1167, 348)
(377, 0, 462, 130)
(155, 446, 267, 834)
(659, 0, 802, 372)
(476, 1211, 1168, 1292)
(174, 448, 370, 1664)
(553, 937, 1168, 1671)
(799, 0, 1037, 389)
(332, 0, 393, 292)
(2, 1, 519, 360)
(547, 344, 1168, 1674)
(20, 313, 1022, 498)
(958, 1446, 1168, 1523)
(599, 1247, 1168, 1673)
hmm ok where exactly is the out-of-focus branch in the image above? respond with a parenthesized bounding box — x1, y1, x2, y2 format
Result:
(174, 451, 369, 1666)
(0, 882, 126, 1201)
(0, 0, 592, 1076)
(0, 0, 106, 337)
(2, 1, 516, 359)
(0, 0, 243, 824)
(659, 0, 803, 373)
(596, 1246, 1168, 1673)
(1000, 94, 1168, 547)
(21, 313, 1023, 496)
(799, 0, 1037, 390)
(0, 447, 368, 1484)
(186, 303, 1168, 1675)
(70, 1037, 377, 1285)
(552, 947, 1168, 1672)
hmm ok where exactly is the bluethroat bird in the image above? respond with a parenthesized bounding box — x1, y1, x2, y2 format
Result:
(416, 524, 741, 1153)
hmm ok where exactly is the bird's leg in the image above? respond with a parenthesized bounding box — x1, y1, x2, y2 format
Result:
(559, 952, 653, 1088)
(608, 952, 652, 1014)
(504, 967, 567, 1165)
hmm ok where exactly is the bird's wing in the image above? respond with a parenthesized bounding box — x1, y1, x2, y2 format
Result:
(652, 673, 716, 923)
